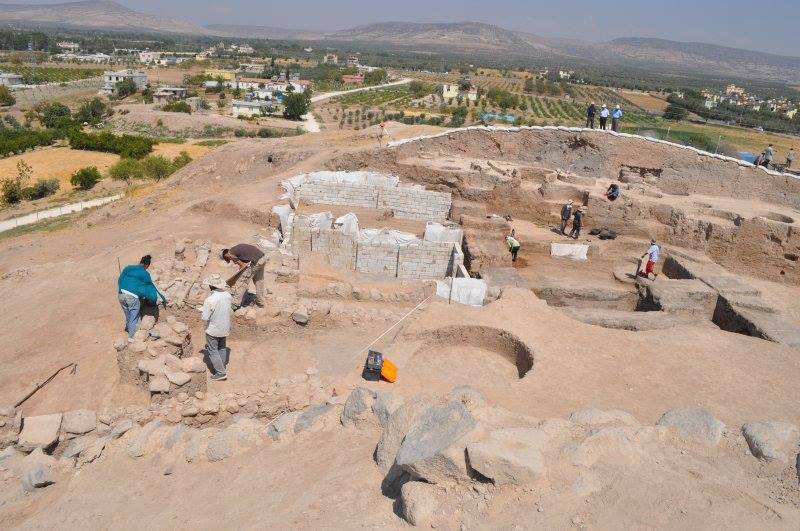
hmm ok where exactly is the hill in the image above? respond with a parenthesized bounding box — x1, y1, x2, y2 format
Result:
(0, 0, 208, 35)
(204, 24, 322, 40)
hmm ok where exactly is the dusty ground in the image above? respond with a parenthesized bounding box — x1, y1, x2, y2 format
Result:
(1, 123, 799, 529)
(618, 90, 669, 113)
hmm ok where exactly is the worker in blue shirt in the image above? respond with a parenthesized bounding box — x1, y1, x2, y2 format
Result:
(117, 254, 167, 337)
(611, 105, 623, 132)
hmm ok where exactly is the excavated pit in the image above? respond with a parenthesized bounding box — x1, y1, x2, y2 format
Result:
(415, 325, 534, 378)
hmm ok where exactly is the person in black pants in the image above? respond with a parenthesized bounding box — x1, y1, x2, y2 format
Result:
(569, 208, 584, 239)
(586, 103, 596, 129)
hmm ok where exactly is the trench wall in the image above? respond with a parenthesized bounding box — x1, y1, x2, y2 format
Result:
(293, 225, 463, 279)
(296, 181, 452, 220)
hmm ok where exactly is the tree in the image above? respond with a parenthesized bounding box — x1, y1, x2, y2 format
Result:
(70, 166, 101, 190)
(663, 103, 688, 121)
(409, 81, 428, 99)
(27, 178, 60, 199)
(141, 155, 173, 180)
(364, 69, 388, 85)
(457, 77, 471, 92)
(283, 92, 310, 120)
(450, 106, 468, 127)
(0, 86, 14, 107)
(162, 101, 192, 114)
(1, 160, 32, 204)
(171, 151, 192, 170)
(75, 98, 109, 125)
(115, 78, 137, 98)
(109, 158, 143, 184)
(523, 77, 535, 94)
(39, 102, 72, 129)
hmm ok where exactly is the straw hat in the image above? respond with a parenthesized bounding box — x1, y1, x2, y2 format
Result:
(204, 274, 226, 290)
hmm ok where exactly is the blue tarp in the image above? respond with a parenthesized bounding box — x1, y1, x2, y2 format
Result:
(480, 112, 516, 123)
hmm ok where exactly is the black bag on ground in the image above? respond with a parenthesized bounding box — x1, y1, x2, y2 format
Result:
(362, 350, 384, 381)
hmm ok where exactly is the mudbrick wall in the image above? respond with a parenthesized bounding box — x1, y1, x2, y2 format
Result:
(293, 225, 464, 280)
(296, 181, 452, 220)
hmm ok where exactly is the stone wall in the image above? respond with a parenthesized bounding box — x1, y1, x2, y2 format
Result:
(296, 181, 452, 220)
(293, 226, 463, 280)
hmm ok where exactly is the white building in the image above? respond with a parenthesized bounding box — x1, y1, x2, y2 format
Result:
(323, 53, 338, 65)
(0, 73, 23, 87)
(100, 69, 148, 95)
(57, 41, 80, 52)
(440, 83, 459, 100)
(138, 51, 162, 64)
(55, 52, 113, 64)
(231, 99, 278, 117)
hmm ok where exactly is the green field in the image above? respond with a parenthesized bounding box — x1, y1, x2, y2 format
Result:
(0, 64, 102, 84)
(335, 86, 412, 106)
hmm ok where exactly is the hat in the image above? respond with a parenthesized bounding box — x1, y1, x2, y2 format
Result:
(650, 238, 656, 244)
(601, 104, 607, 108)
(568, 199, 574, 204)
(204, 274, 226, 290)
(615, 105, 620, 109)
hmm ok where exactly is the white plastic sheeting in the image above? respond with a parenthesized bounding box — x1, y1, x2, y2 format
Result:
(271, 204, 293, 238)
(334, 213, 360, 236)
(255, 229, 283, 251)
(295, 211, 333, 230)
(357, 228, 419, 246)
(387, 125, 799, 179)
(280, 170, 401, 202)
(424, 222, 464, 244)
(550, 242, 589, 261)
(436, 277, 488, 306)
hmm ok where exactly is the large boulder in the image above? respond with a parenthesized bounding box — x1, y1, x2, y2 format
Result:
(656, 408, 724, 446)
(741, 421, 799, 462)
(569, 425, 643, 468)
(375, 396, 434, 472)
(267, 411, 301, 442)
(399, 481, 440, 526)
(340, 387, 376, 427)
(17, 414, 63, 453)
(294, 404, 335, 434)
(21, 462, 53, 492)
(395, 401, 479, 484)
(206, 422, 259, 462)
(466, 428, 547, 485)
(372, 391, 404, 429)
(62, 409, 97, 435)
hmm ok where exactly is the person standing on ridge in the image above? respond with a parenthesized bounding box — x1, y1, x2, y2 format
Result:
(762, 144, 774, 168)
(560, 200, 574, 234)
(611, 105, 623, 132)
(586, 103, 596, 129)
(639, 239, 661, 279)
(785, 148, 794, 169)
(599, 104, 609, 130)
(569, 207, 584, 240)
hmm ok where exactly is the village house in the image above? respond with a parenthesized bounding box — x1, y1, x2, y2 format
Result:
(153, 87, 188, 105)
(100, 69, 148, 95)
(342, 73, 365, 85)
(323, 53, 338, 65)
(231, 99, 278, 118)
(139, 51, 162, 64)
(57, 41, 80, 52)
(346, 55, 360, 67)
(56, 52, 113, 64)
(0, 72, 23, 87)
(439, 83, 477, 102)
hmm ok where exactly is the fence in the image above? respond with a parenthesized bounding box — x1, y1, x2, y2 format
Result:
(0, 194, 122, 233)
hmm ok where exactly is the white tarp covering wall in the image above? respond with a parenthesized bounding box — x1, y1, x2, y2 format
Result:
(550, 242, 589, 261)
(271, 204, 293, 239)
(358, 228, 419, 246)
(334, 213, 360, 236)
(295, 211, 334, 230)
(424, 222, 464, 244)
(281, 170, 401, 203)
(436, 277, 488, 306)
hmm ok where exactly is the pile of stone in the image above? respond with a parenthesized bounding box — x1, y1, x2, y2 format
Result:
(0, 369, 335, 492)
(114, 314, 204, 400)
(149, 239, 213, 309)
(337, 386, 800, 527)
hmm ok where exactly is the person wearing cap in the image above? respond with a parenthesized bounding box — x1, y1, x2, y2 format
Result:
(221, 243, 266, 309)
(117, 254, 167, 338)
(598, 104, 609, 130)
(560, 200, 574, 234)
(569, 207, 585, 239)
(611, 105, 623, 132)
(640, 239, 661, 279)
(506, 230, 521, 262)
(201, 276, 233, 381)
(586, 103, 596, 129)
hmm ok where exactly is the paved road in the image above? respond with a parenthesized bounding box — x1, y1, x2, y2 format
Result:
(301, 78, 413, 133)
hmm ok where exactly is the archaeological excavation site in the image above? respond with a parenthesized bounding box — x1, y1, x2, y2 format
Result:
(1, 124, 799, 529)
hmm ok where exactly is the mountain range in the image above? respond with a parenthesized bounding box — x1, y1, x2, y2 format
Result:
(2, 2, 799, 83)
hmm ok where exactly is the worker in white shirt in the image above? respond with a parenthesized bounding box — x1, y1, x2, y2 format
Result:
(201, 276, 233, 381)
(506, 230, 521, 262)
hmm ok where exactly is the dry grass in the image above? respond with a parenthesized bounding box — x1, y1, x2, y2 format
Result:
(618, 90, 669, 112)
(0, 147, 119, 194)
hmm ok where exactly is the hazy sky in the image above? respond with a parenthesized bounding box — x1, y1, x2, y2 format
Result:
(28, 0, 800, 56)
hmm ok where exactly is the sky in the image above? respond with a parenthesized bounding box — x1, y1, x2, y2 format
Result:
(24, 0, 800, 56)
